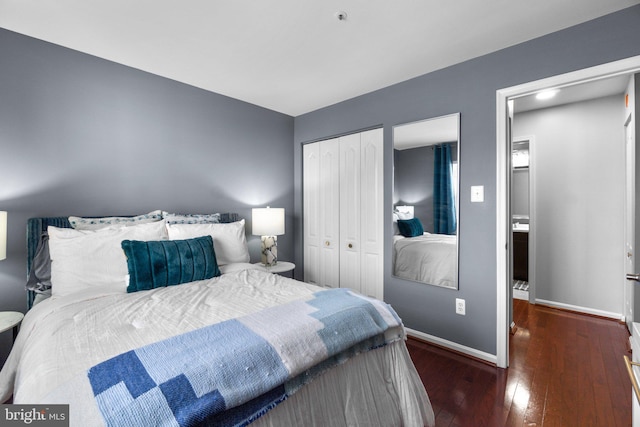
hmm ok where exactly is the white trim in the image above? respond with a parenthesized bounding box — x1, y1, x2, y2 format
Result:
(535, 299, 624, 321)
(527, 135, 537, 305)
(406, 328, 497, 365)
(497, 56, 640, 101)
(496, 93, 509, 368)
(495, 55, 640, 370)
(624, 102, 636, 330)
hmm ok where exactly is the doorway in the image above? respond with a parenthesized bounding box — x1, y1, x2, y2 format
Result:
(510, 137, 534, 305)
(496, 55, 640, 369)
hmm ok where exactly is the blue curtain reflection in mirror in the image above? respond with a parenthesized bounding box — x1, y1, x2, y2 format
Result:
(433, 144, 457, 235)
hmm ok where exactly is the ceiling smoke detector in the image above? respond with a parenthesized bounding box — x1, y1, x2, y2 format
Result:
(336, 11, 348, 21)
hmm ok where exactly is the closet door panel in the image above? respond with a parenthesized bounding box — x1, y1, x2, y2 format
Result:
(362, 253, 382, 298)
(339, 133, 362, 292)
(319, 138, 340, 288)
(304, 128, 383, 299)
(303, 143, 320, 285)
(360, 128, 384, 299)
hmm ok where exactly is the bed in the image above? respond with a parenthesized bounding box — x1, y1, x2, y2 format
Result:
(0, 212, 434, 426)
(393, 233, 457, 288)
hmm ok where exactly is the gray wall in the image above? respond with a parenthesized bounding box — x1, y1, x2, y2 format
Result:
(0, 29, 294, 364)
(1, 6, 639, 367)
(293, 5, 640, 356)
(395, 146, 434, 232)
(511, 169, 529, 219)
(514, 95, 625, 315)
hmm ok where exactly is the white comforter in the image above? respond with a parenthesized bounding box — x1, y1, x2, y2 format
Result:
(394, 233, 457, 288)
(0, 265, 434, 426)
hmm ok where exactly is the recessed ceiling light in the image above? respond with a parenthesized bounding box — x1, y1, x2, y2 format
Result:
(536, 90, 558, 100)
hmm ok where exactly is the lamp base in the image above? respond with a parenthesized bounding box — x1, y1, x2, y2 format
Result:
(261, 235, 278, 267)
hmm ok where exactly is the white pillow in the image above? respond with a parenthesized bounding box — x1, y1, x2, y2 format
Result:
(48, 221, 168, 297)
(395, 210, 413, 220)
(166, 220, 249, 265)
(162, 212, 221, 224)
(69, 210, 163, 230)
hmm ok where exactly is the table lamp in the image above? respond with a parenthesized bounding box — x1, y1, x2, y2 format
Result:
(252, 207, 285, 267)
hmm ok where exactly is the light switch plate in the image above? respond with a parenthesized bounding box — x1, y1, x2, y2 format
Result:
(471, 185, 484, 203)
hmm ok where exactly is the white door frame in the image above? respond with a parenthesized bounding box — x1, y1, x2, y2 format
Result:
(495, 55, 640, 368)
(625, 106, 635, 331)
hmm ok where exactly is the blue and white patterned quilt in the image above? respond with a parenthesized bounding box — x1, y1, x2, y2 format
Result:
(86, 288, 404, 427)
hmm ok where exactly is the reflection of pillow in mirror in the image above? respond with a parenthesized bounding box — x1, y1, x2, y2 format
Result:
(397, 218, 424, 238)
(396, 211, 413, 220)
(166, 220, 249, 265)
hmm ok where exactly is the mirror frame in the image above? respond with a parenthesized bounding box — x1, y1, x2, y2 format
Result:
(391, 112, 460, 289)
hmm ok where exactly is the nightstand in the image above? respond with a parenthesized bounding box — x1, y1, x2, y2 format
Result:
(0, 311, 24, 342)
(254, 261, 295, 276)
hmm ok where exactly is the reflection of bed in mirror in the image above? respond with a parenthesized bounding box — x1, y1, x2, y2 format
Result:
(393, 233, 457, 288)
(392, 113, 460, 289)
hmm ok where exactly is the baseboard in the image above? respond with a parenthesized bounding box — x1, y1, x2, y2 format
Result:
(405, 327, 497, 366)
(535, 298, 623, 321)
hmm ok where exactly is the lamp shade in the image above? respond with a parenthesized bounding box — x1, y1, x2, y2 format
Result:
(0, 211, 6, 260)
(252, 207, 285, 236)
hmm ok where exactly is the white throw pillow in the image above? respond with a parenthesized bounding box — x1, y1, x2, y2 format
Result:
(48, 221, 168, 297)
(166, 220, 249, 265)
(68, 210, 163, 230)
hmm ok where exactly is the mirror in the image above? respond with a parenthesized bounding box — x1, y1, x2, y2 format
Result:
(392, 113, 460, 289)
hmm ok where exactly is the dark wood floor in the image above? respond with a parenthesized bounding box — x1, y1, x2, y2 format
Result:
(406, 300, 632, 427)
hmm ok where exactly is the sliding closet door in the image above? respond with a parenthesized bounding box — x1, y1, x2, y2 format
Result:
(303, 143, 320, 285)
(319, 139, 340, 288)
(303, 138, 340, 288)
(304, 129, 383, 299)
(359, 128, 384, 300)
(338, 128, 383, 298)
(339, 133, 362, 292)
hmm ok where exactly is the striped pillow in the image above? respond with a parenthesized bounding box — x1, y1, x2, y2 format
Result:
(122, 236, 220, 293)
(397, 218, 424, 238)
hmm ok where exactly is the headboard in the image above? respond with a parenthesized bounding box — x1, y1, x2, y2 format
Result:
(26, 213, 241, 309)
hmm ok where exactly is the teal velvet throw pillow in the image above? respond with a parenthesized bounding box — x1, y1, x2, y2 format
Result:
(397, 217, 424, 238)
(122, 235, 221, 293)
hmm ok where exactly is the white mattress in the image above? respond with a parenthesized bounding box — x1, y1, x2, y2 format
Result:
(0, 265, 434, 426)
(393, 233, 457, 288)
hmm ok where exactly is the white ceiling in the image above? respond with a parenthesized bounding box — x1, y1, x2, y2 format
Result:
(1, 1, 638, 116)
(394, 114, 459, 151)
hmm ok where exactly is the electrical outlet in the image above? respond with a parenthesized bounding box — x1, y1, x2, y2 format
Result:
(456, 298, 466, 315)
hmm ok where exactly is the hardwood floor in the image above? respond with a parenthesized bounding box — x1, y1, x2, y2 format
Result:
(406, 300, 633, 426)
